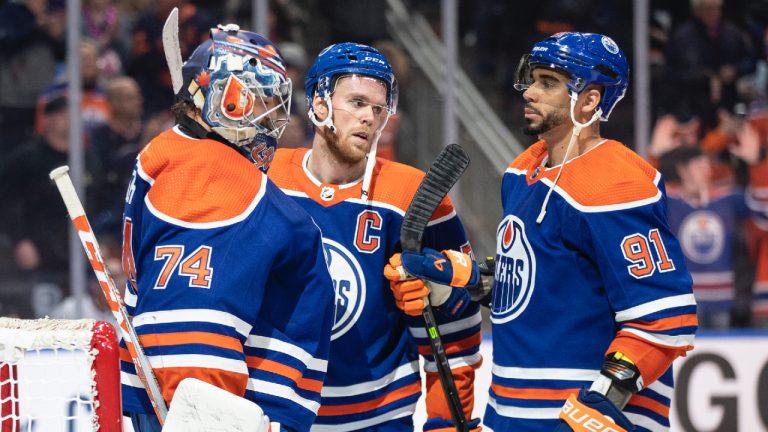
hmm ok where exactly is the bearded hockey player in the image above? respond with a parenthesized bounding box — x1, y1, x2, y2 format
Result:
(268, 42, 483, 431)
(396, 32, 698, 432)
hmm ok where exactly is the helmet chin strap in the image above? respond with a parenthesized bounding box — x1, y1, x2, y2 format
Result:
(361, 114, 390, 200)
(536, 92, 602, 224)
(308, 94, 336, 133)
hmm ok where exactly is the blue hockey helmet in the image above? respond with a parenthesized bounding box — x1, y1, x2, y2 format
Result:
(179, 24, 292, 151)
(305, 42, 398, 121)
(514, 32, 629, 120)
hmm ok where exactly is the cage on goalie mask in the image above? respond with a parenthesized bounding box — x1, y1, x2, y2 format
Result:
(305, 42, 398, 131)
(514, 32, 629, 121)
(179, 25, 292, 148)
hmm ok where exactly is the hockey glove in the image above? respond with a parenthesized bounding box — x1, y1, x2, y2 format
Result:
(384, 253, 451, 316)
(423, 417, 482, 432)
(400, 248, 480, 289)
(554, 389, 635, 432)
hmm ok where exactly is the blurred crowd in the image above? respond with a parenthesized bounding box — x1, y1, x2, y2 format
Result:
(1, 0, 767, 330)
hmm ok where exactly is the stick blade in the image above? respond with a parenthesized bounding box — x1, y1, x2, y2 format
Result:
(400, 143, 470, 251)
(162, 7, 184, 95)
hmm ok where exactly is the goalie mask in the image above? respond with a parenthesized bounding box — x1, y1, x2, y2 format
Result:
(514, 32, 629, 121)
(179, 24, 291, 171)
(305, 43, 398, 132)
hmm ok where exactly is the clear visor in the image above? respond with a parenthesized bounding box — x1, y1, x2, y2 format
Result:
(331, 74, 396, 116)
(513, 54, 533, 91)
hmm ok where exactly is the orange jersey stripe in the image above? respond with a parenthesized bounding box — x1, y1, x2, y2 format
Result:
(625, 314, 698, 332)
(138, 332, 243, 353)
(491, 384, 577, 401)
(418, 332, 481, 357)
(317, 381, 421, 416)
(119, 347, 133, 363)
(246, 356, 323, 393)
(628, 393, 670, 418)
(154, 367, 248, 403)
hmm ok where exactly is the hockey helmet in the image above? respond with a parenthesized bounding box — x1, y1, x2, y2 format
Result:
(514, 32, 629, 120)
(305, 42, 398, 127)
(179, 25, 292, 149)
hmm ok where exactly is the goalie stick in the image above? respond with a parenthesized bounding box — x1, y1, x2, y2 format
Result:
(400, 143, 471, 432)
(49, 166, 169, 424)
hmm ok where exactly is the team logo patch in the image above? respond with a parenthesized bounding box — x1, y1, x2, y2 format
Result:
(602, 36, 619, 54)
(320, 186, 335, 201)
(679, 210, 724, 264)
(323, 239, 366, 340)
(491, 215, 536, 324)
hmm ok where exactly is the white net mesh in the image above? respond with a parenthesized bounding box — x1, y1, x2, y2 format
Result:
(0, 318, 102, 432)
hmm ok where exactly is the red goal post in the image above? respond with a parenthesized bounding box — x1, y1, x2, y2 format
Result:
(0, 318, 122, 432)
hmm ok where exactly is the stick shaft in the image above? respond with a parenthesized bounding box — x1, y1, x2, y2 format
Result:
(400, 144, 470, 432)
(49, 166, 169, 423)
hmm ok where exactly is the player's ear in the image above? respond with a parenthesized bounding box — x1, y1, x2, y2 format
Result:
(581, 86, 602, 116)
(313, 95, 328, 121)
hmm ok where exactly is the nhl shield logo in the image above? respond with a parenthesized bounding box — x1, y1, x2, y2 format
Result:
(323, 238, 366, 340)
(320, 186, 335, 201)
(491, 215, 536, 324)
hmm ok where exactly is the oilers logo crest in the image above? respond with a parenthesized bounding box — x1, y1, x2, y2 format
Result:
(323, 238, 366, 340)
(679, 210, 724, 264)
(491, 215, 536, 324)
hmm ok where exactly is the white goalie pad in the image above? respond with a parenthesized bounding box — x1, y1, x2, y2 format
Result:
(163, 378, 270, 432)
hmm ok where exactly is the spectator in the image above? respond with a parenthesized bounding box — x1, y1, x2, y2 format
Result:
(665, 0, 756, 115)
(0, 0, 66, 152)
(50, 235, 121, 328)
(0, 96, 92, 315)
(34, 39, 111, 140)
(127, 0, 215, 115)
(82, 0, 124, 78)
(661, 143, 767, 329)
(89, 76, 144, 235)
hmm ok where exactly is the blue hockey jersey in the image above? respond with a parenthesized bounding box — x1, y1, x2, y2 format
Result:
(119, 127, 335, 432)
(486, 140, 697, 432)
(269, 148, 483, 431)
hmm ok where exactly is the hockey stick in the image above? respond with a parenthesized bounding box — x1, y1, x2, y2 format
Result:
(401, 143, 471, 432)
(49, 166, 169, 424)
(162, 7, 184, 95)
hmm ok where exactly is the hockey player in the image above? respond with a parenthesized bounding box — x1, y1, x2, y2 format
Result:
(267, 43, 482, 431)
(120, 25, 334, 432)
(395, 33, 698, 431)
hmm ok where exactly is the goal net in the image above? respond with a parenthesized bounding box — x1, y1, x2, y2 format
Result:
(0, 318, 121, 432)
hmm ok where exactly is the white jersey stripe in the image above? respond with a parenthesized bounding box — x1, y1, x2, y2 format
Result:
(124, 288, 137, 307)
(408, 313, 482, 338)
(646, 378, 674, 400)
(246, 335, 328, 372)
(310, 404, 414, 431)
(121, 371, 145, 389)
(132, 309, 252, 338)
(148, 354, 248, 375)
(321, 361, 419, 398)
(625, 412, 666, 431)
(488, 396, 561, 419)
(621, 327, 695, 348)
(492, 364, 599, 381)
(247, 378, 320, 413)
(615, 294, 697, 322)
(424, 352, 482, 372)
